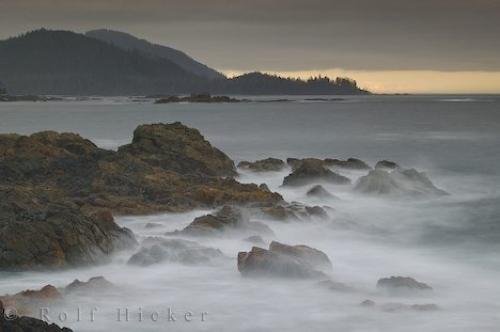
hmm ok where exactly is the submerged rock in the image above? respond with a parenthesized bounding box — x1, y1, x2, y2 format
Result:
(237, 241, 331, 278)
(360, 299, 439, 312)
(377, 276, 432, 291)
(354, 169, 448, 197)
(128, 237, 224, 266)
(243, 235, 266, 245)
(317, 280, 354, 292)
(324, 158, 371, 170)
(170, 206, 274, 237)
(375, 160, 400, 170)
(306, 185, 335, 198)
(238, 158, 285, 172)
(283, 159, 351, 186)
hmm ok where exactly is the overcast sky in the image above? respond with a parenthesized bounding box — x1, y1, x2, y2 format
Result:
(1, 0, 499, 92)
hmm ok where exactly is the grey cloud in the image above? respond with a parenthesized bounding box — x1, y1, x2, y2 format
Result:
(1, 0, 499, 71)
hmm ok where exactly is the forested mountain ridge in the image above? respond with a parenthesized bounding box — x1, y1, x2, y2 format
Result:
(86, 29, 224, 80)
(0, 29, 369, 96)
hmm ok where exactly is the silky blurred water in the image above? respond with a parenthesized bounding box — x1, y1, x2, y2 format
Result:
(1, 95, 499, 331)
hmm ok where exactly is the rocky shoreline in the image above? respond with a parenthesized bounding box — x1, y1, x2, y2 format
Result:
(0, 121, 449, 327)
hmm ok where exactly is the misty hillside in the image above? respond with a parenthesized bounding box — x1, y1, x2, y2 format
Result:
(0, 29, 208, 95)
(86, 29, 224, 81)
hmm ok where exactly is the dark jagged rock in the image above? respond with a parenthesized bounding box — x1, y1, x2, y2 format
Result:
(0, 186, 136, 270)
(377, 276, 432, 291)
(282, 159, 351, 186)
(354, 169, 448, 197)
(118, 122, 237, 177)
(238, 158, 285, 172)
(237, 241, 331, 278)
(306, 185, 335, 198)
(375, 160, 400, 170)
(65, 276, 115, 294)
(0, 299, 73, 332)
(324, 158, 371, 170)
(259, 202, 329, 222)
(128, 237, 224, 266)
(170, 206, 274, 237)
(155, 94, 242, 104)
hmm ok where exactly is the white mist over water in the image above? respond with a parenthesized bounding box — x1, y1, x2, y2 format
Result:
(1, 95, 500, 331)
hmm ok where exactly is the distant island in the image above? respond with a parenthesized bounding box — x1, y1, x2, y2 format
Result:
(0, 29, 369, 96)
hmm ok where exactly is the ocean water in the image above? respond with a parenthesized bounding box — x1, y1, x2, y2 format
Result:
(0, 95, 499, 331)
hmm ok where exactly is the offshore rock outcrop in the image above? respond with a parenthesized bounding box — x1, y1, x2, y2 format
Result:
(354, 169, 448, 197)
(324, 158, 371, 170)
(0, 122, 282, 270)
(238, 158, 285, 172)
(282, 159, 351, 186)
(377, 276, 432, 291)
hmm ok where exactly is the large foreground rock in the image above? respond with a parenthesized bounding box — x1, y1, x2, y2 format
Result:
(0, 186, 136, 270)
(170, 206, 274, 237)
(0, 123, 282, 270)
(128, 237, 224, 266)
(237, 241, 331, 278)
(354, 169, 448, 197)
(283, 159, 351, 186)
(237, 158, 285, 172)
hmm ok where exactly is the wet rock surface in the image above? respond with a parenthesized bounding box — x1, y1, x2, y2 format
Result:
(128, 237, 224, 266)
(283, 159, 351, 186)
(237, 241, 331, 278)
(354, 169, 448, 197)
(238, 158, 285, 172)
